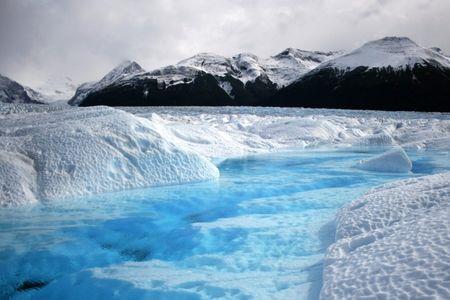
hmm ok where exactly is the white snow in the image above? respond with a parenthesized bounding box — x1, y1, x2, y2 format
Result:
(218, 81, 234, 98)
(26, 76, 79, 103)
(263, 49, 342, 87)
(321, 172, 450, 299)
(355, 147, 412, 173)
(0, 105, 218, 206)
(319, 37, 450, 71)
(121, 106, 450, 159)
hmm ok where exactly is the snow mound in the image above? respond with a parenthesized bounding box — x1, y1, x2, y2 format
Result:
(0, 106, 218, 206)
(321, 172, 450, 299)
(320, 36, 450, 71)
(355, 147, 412, 173)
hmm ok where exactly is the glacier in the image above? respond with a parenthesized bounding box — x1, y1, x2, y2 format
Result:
(3, 103, 450, 206)
(1, 104, 450, 299)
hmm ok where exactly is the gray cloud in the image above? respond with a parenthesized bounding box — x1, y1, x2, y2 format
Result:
(0, 0, 449, 87)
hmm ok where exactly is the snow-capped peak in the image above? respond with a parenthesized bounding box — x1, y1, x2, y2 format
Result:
(177, 53, 233, 77)
(319, 36, 450, 71)
(100, 60, 144, 84)
(264, 48, 342, 87)
(176, 49, 338, 88)
(69, 61, 145, 105)
(273, 48, 340, 63)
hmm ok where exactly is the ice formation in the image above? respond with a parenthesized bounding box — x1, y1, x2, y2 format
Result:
(355, 147, 412, 173)
(2, 104, 450, 206)
(122, 106, 450, 159)
(0, 105, 218, 206)
(321, 172, 450, 299)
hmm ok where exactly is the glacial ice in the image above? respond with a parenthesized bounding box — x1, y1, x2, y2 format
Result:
(321, 172, 450, 299)
(1, 104, 450, 299)
(354, 147, 412, 173)
(123, 106, 450, 159)
(2, 104, 450, 205)
(0, 105, 219, 206)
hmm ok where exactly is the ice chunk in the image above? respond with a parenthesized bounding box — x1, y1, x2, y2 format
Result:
(0, 106, 219, 206)
(355, 147, 412, 173)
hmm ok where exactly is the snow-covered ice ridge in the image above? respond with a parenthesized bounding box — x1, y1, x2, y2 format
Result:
(0, 104, 218, 206)
(1, 104, 450, 206)
(121, 106, 450, 159)
(321, 172, 450, 299)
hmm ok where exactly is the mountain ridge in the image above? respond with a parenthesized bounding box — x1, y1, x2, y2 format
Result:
(271, 37, 450, 111)
(2, 36, 449, 111)
(73, 48, 341, 106)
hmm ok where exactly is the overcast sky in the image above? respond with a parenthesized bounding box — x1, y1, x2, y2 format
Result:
(1, 0, 449, 87)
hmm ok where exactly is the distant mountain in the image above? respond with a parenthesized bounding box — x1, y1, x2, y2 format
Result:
(28, 76, 79, 103)
(71, 37, 450, 112)
(272, 37, 450, 111)
(72, 50, 339, 107)
(0, 74, 42, 104)
(69, 60, 145, 105)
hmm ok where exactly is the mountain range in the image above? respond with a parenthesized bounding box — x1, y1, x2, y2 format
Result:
(1, 37, 450, 111)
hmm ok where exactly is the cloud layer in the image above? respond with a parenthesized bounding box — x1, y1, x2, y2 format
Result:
(1, 0, 449, 87)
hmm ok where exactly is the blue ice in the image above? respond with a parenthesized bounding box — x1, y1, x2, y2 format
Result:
(1, 149, 449, 299)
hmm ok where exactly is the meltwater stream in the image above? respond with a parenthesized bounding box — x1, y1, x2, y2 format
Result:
(1, 149, 449, 299)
